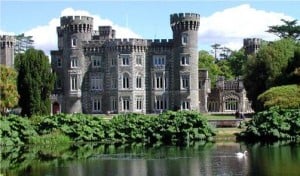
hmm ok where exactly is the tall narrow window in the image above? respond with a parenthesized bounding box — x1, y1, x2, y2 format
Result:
(181, 55, 190, 65)
(182, 33, 188, 45)
(136, 97, 143, 110)
(122, 98, 130, 111)
(111, 57, 116, 66)
(181, 101, 190, 110)
(136, 76, 142, 88)
(123, 73, 129, 89)
(136, 55, 142, 65)
(181, 74, 190, 89)
(156, 75, 163, 89)
(111, 78, 117, 89)
(111, 97, 117, 111)
(56, 79, 62, 89)
(91, 56, 101, 67)
(92, 98, 101, 112)
(71, 57, 78, 68)
(70, 75, 78, 91)
(57, 58, 62, 67)
(121, 55, 130, 66)
(71, 38, 77, 47)
(90, 75, 103, 90)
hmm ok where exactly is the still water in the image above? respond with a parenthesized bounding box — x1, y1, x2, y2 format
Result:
(1, 141, 300, 176)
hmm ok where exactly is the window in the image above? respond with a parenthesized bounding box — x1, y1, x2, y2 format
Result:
(156, 75, 163, 89)
(122, 98, 130, 111)
(121, 55, 130, 66)
(111, 97, 117, 111)
(225, 98, 238, 111)
(181, 74, 190, 89)
(154, 96, 167, 110)
(181, 55, 189, 65)
(136, 55, 142, 65)
(153, 55, 166, 67)
(71, 38, 77, 47)
(136, 76, 142, 88)
(208, 101, 218, 112)
(56, 79, 62, 89)
(152, 73, 167, 89)
(181, 101, 190, 110)
(91, 56, 101, 67)
(90, 76, 103, 90)
(92, 98, 101, 112)
(111, 78, 117, 89)
(57, 58, 62, 67)
(70, 75, 78, 91)
(182, 33, 188, 45)
(71, 57, 78, 68)
(123, 74, 129, 89)
(136, 97, 143, 110)
(111, 57, 116, 66)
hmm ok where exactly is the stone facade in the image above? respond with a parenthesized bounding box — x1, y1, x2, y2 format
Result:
(0, 35, 15, 67)
(51, 13, 209, 114)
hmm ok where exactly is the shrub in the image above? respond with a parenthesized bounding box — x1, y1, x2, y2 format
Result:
(238, 107, 300, 141)
(258, 84, 300, 109)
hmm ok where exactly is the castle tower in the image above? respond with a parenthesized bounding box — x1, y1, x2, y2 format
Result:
(0, 35, 15, 67)
(57, 16, 93, 113)
(170, 13, 200, 111)
(243, 38, 262, 55)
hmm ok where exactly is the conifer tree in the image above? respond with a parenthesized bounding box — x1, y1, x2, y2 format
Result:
(16, 48, 55, 117)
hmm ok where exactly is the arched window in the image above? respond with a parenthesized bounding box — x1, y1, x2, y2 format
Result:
(225, 98, 238, 111)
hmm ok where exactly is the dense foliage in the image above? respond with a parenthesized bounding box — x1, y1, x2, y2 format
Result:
(267, 19, 300, 40)
(258, 84, 300, 109)
(243, 38, 299, 111)
(0, 65, 19, 115)
(16, 48, 56, 117)
(238, 107, 300, 141)
(0, 111, 216, 146)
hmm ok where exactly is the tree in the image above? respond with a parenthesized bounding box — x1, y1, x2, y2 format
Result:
(243, 38, 297, 111)
(211, 43, 221, 59)
(199, 50, 221, 87)
(0, 65, 19, 115)
(267, 19, 300, 40)
(226, 49, 247, 77)
(16, 48, 55, 117)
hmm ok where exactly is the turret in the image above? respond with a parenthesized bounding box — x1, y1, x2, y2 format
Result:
(0, 35, 15, 67)
(170, 13, 200, 111)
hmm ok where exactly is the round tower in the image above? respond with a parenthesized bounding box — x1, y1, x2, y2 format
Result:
(59, 16, 93, 113)
(0, 35, 15, 67)
(170, 13, 200, 111)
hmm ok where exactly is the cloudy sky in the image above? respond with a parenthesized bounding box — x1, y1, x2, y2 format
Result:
(1, 1, 299, 55)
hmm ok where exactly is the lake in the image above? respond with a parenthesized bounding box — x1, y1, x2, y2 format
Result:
(1, 141, 300, 176)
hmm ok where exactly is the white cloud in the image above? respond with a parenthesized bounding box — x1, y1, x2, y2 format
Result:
(19, 8, 141, 55)
(199, 4, 294, 51)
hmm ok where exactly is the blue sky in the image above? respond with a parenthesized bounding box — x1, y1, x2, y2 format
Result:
(1, 0, 299, 55)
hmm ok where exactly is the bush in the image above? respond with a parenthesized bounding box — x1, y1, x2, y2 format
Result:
(238, 107, 300, 141)
(258, 84, 300, 109)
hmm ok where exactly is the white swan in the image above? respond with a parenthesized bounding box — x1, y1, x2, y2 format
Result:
(236, 151, 247, 158)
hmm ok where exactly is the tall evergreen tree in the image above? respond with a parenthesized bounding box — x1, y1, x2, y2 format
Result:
(16, 48, 55, 117)
(267, 19, 300, 40)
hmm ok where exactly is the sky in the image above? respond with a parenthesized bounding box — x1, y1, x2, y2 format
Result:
(1, 0, 300, 56)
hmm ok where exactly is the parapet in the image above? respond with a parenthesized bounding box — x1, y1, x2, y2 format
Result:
(170, 13, 200, 24)
(60, 16, 93, 26)
(0, 35, 15, 42)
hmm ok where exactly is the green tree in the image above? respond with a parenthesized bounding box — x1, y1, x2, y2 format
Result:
(226, 49, 247, 77)
(16, 48, 55, 117)
(216, 59, 234, 80)
(199, 50, 221, 86)
(267, 19, 300, 40)
(243, 38, 297, 111)
(0, 65, 19, 115)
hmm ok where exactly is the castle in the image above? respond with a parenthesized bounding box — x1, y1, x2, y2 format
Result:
(1, 13, 255, 114)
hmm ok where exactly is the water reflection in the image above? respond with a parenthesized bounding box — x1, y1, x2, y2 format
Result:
(1, 141, 300, 176)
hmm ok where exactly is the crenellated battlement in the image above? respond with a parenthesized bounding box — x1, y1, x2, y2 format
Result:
(170, 13, 200, 32)
(170, 13, 200, 24)
(0, 35, 15, 48)
(0, 35, 15, 41)
(60, 16, 93, 25)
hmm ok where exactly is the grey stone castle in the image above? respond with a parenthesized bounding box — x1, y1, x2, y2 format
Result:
(50, 13, 204, 114)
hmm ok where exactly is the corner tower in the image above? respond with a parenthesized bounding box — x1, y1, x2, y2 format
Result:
(0, 35, 15, 67)
(170, 13, 200, 111)
(56, 16, 93, 113)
